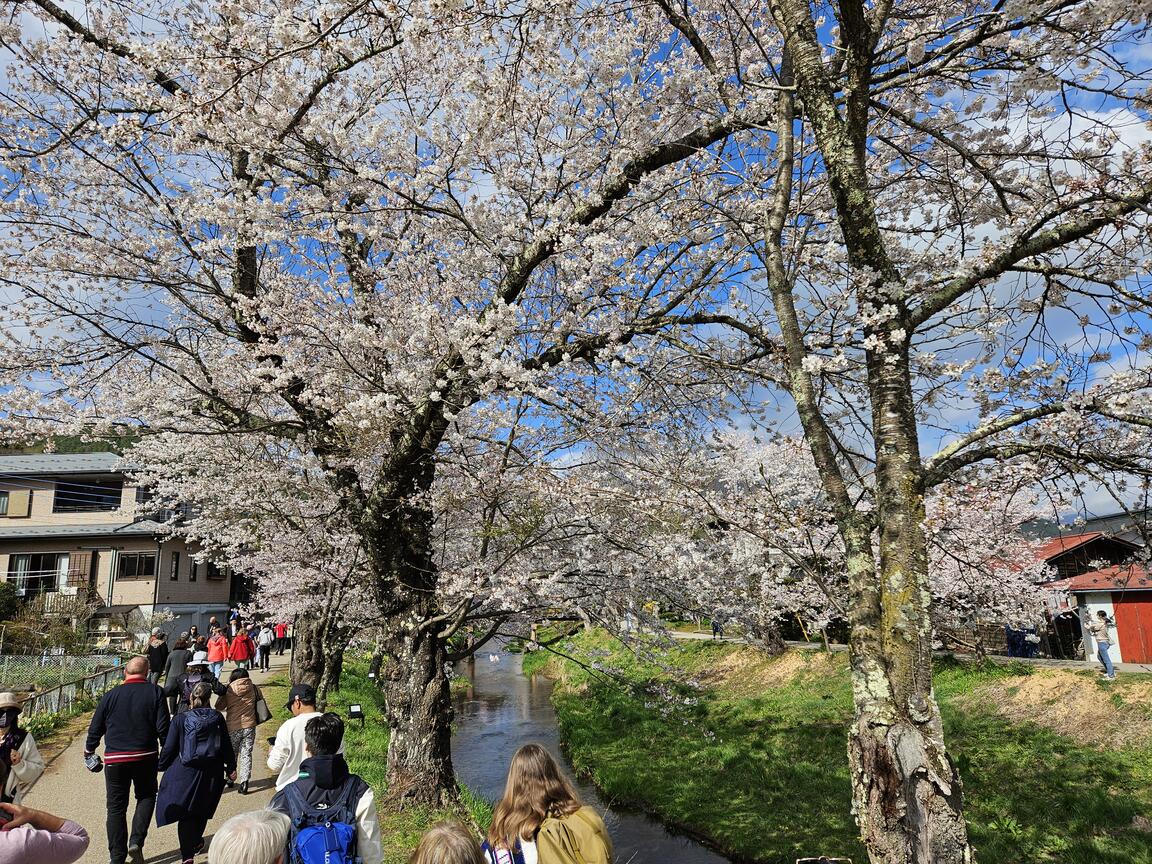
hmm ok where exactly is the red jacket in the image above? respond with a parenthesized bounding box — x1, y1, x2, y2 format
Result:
(206, 634, 229, 663)
(228, 633, 256, 662)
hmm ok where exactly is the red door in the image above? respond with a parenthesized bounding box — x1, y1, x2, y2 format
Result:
(1112, 593, 1152, 664)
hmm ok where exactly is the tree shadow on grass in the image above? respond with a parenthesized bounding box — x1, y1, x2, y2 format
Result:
(561, 683, 865, 864)
(946, 708, 1152, 864)
(562, 675, 1152, 864)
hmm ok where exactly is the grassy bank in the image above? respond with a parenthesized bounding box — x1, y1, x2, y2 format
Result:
(528, 632, 1152, 864)
(264, 661, 491, 864)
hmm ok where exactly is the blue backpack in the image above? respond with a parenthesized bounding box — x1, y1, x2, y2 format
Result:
(281, 779, 363, 864)
(179, 709, 221, 768)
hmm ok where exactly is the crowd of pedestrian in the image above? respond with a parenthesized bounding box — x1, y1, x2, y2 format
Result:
(0, 613, 611, 864)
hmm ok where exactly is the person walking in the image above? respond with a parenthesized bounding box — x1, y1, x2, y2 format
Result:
(156, 682, 236, 864)
(1087, 610, 1117, 680)
(84, 656, 170, 864)
(187, 625, 200, 643)
(257, 624, 275, 672)
(228, 626, 257, 670)
(161, 637, 193, 715)
(269, 713, 383, 864)
(206, 626, 229, 679)
(0, 801, 90, 864)
(146, 629, 169, 685)
(0, 692, 45, 804)
(165, 651, 227, 716)
(487, 744, 612, 864)
(268, 684, 335, 790)
(274, 621, 289, 655)
(215, 667, 264, 795)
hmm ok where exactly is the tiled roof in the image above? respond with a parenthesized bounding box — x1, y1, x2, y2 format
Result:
(1048, 564, 1152, 593)
(1034, 532, 1103, 562)
(0, 520, 165, 541)
(0, 453, 127, 475)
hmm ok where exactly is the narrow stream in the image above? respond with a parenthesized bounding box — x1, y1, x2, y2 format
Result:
(452, 650, 732, 864)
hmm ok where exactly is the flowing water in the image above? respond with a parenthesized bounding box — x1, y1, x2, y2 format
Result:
(452, 651, 732, 864)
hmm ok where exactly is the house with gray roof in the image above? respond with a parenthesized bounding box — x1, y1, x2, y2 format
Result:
(0, 453, 235, 643)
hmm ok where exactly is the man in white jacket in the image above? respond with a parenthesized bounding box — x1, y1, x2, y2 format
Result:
(269, 713, 382, 864)
(0, 692, 45, 804)
(267, 684, 341, 791)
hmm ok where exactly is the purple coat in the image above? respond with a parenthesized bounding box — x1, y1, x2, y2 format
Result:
(155, 708, 235, 827)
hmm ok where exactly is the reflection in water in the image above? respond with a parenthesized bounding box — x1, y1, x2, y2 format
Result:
(452, 652, 731, 864)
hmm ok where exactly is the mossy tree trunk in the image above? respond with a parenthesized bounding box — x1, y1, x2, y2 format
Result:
(763, 3, 971, 860)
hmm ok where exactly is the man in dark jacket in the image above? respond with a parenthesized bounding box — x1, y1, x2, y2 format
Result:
(85, 656, 169, 864)
(269, 713, 383, 864)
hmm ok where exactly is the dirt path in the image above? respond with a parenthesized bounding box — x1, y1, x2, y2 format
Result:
(24, 655, 292, 864)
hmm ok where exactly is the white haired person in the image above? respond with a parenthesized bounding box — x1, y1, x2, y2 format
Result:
(208, 809, 291, 864)
(0, 692, 45, 804)
(0, 801, 89, 864)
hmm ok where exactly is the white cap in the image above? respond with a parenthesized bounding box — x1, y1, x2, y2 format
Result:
(189, 651, 210, 666)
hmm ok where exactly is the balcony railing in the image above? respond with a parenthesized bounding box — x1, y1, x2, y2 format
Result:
(7, 568, 89, 600)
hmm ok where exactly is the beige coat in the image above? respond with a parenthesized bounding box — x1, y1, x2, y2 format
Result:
(1087, 616, 1112, 644)
(214, 677, 262, 732)
(537, 806, 613, 864)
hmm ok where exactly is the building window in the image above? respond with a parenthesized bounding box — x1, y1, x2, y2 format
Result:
(169, 551, 180, 581)
(206, 562, 228, 581)
(117, 552, 157, 580)
(189, 559, 197, 582)
(0, 489, 31, 518)
(52, 479, 123, 513)
(7, 553, 70, 596)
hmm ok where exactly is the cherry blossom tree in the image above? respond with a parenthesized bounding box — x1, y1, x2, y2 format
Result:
(0, 0, 765, 806)
(690, 3, 1152, 860)
(3, 1, 1151, 860)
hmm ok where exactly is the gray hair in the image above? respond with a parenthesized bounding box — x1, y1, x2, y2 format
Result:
(208, 810, 291, 864)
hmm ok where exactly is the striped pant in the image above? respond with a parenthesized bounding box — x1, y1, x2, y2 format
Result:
(230, 727, 256, 785)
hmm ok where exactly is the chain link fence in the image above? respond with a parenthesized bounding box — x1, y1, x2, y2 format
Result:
(0, 653, 127, 694)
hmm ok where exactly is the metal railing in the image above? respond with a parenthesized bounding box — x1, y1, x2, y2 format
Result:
(20, 664, 126, 717)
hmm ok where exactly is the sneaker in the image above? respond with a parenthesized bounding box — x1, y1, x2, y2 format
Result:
(240, 780, 249, 795)
(127, 844, 144, 864)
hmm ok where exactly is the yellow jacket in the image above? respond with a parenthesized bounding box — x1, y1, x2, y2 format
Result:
(536, 806, 613, 864)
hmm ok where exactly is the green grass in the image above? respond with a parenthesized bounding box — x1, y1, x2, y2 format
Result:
(264, 662, 493, 864)
(533, 631, 1152, 864)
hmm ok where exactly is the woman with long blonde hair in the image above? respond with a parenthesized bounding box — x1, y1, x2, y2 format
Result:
(485, 744, 612, 864)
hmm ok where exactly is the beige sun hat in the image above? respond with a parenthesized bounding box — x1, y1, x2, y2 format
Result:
(0, 692, 24, 711)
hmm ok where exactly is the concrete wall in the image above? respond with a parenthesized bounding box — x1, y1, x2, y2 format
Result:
(1081, 592, 1123, 665)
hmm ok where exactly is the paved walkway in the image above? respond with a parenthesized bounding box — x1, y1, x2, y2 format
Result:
(670, 629, 1152, 674)
(25, 656, 292, 864)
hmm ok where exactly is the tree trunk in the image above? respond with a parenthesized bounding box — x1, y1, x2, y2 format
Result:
(764, 3, 975, 857)
(292, 613, 326, 688)
(359, 480, 458, 808)
(844, 349, 970, 864)
(378, 605, 456, 808)
(317, 645, 345, 708)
